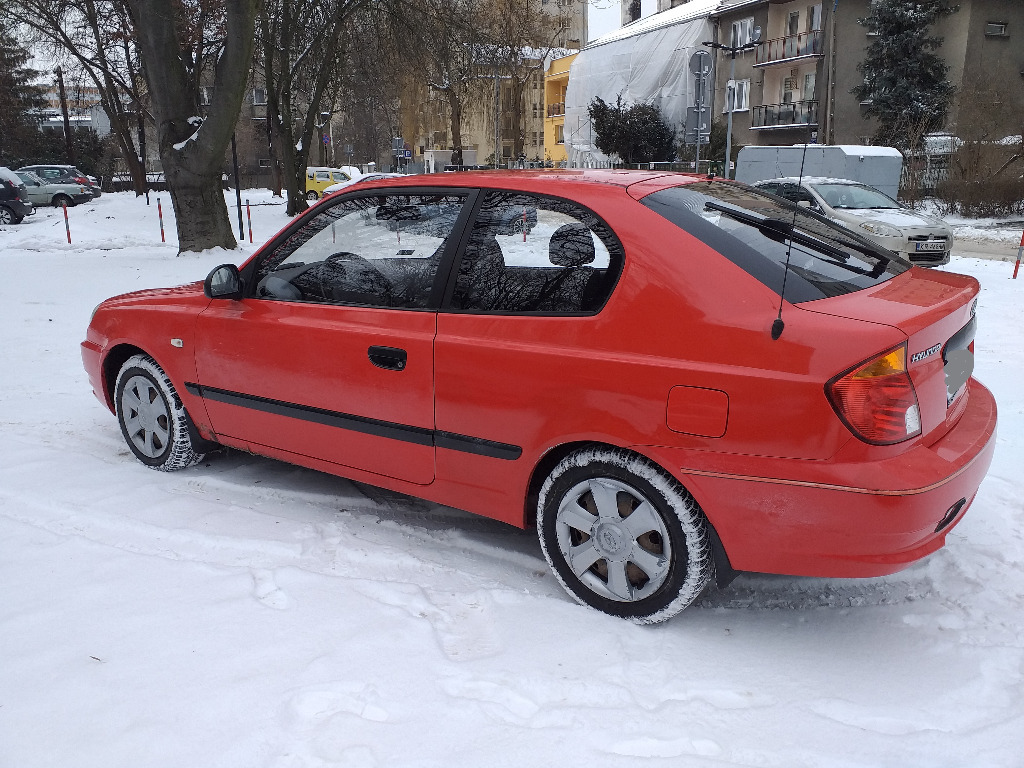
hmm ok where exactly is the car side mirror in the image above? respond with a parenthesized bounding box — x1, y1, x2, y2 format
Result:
(797, 200, 811, 208)
(204, 264, 243, 299)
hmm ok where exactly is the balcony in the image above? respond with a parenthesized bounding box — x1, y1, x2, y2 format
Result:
(547, 102, 565, 118)
(754, 30, 823, 67)
(751, 100, 818, 129)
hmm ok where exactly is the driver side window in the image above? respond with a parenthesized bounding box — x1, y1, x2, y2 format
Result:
(253, 193, 467, 308)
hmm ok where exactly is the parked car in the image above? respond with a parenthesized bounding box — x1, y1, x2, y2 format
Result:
(82, 171, 996, 623)
(752, 177, 953, 266)
(16, 164, 102, 198)
(0, 167, 35, 224)
(15, 170, 92, 208)
(323, 172, 403, 195)
(305, 166, 361, 200)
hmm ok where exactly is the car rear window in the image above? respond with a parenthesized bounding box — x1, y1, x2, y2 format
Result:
(641, 180, 910, 303)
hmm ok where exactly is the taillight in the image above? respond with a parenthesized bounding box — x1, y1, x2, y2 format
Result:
(827, 343, 922, 445)
(74, 176, 89, 184)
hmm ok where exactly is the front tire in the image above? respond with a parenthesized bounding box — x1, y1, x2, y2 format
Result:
(537, 448, 712, 623)
(114, 354, 205, 471)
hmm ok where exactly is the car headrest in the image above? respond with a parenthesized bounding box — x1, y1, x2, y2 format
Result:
(549, 223, 595, 267)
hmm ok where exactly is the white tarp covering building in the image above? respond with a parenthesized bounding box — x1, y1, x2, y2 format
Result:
(563, 0, 723, 166)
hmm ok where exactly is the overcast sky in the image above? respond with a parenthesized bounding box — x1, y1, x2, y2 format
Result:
(588, 0, 620, 41)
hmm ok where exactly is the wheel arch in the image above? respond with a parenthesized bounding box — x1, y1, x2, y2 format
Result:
(524, 440, 738, 588)
(101, 343, 150, 410)
(105, 345, 219, 454)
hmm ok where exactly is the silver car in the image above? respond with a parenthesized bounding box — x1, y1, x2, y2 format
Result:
(753, 177, 953, 267)
(15, 171, 93, 208)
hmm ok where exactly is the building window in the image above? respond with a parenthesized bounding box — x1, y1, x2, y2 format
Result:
(985, 22, 1008, 36)
(258, 158, 271, 167)
(807, 4, 822, 32)
(731, 17, 755, 47)
(803, 72, 816, 101)
(725, 79, 750, 112)
(253, 87, 267, 105)
(787, 11, 800, 35)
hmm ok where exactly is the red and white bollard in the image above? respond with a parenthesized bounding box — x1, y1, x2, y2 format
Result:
(62, 202, 71, 244)
(1013, 230, 1024, 279)
(157, 198, 166, 243)
(246, 199, 253, 243)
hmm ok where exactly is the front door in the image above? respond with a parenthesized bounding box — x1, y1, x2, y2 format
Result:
(194, 191, 471, 485)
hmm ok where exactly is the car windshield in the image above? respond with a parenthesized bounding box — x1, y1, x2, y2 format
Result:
(641, 180, 910, 303)
(810, 183, 901, 209)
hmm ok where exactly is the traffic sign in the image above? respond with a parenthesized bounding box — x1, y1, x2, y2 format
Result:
(689, 49, 712, 76)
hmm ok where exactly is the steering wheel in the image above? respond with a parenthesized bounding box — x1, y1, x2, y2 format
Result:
(316, 251, 388, 303)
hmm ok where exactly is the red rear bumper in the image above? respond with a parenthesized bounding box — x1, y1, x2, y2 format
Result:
(643, 378, 997, 578)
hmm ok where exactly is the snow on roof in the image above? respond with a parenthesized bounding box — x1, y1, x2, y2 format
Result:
(786, 144, 904, 158)
(585, 0, 723, 48)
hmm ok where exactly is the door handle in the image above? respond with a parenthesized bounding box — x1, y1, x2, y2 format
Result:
(368, 345, 407, 371)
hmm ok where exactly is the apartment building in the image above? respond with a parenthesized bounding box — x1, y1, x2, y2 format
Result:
(544, 52, 578, 164)
(709, 0, 1024, 148)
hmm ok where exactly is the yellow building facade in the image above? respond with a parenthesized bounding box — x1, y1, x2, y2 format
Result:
(543, 53, 576, 166)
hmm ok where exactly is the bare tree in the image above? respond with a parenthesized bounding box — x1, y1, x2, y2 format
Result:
(125, 0, 259, 252)
(394, 0, 492, 167)
(484, 0, 570, 160)
(7, 0, 151, 194)
(257, 0, 370, 216)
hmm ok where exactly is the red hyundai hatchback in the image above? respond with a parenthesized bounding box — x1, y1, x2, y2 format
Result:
(82, 170, 996, 622)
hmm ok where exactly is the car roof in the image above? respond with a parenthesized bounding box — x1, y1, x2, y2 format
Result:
(344, 168, 704, 194)
(755, 177, 870, 187)
(0, 167, 24, 184)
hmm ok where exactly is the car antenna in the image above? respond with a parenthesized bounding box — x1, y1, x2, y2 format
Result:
(770, 17, 827, 342)
(770, 139, 809, 340)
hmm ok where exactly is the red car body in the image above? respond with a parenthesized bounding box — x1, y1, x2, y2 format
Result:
(83, 170, 996, 599)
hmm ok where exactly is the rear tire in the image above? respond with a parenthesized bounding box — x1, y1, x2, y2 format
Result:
(305, 190, 319, 201)
(114, 354, 205, 471)
(52, 194, 72, 208)
(537, 447, 712, 623)
(0, 206, 14, 225)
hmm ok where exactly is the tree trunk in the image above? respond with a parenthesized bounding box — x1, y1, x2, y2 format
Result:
(163, 159, 236, 250)
(127, 0, 258, 253)
(510, 78, 526, 159)
(448, 90, 463, 167)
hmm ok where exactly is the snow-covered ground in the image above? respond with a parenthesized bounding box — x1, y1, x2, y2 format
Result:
(2, 192, 1023, 768)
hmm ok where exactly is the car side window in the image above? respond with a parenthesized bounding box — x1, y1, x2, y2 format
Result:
(779, 183, 817, 207)
(316, 171, 330, 181)
(450, 191, 623, 314)
(253, 193, 467, 309)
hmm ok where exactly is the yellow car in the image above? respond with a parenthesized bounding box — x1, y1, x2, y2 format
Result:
(305, 167, 357, 200)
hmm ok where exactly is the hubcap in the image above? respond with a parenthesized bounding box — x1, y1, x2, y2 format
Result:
(554, 477, 671, 603)
(120, 375, 171, 458)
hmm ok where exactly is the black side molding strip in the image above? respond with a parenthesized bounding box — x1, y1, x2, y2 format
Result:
(435, 431, 522, 461)
(184, 382, 521, 461)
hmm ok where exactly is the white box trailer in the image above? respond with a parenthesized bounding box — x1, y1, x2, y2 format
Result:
(735, 145, 903, 199)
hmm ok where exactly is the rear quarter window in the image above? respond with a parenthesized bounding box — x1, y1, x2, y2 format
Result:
(641, 181, 910, 303)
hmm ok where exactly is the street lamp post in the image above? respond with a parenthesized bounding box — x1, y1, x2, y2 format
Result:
(702, 29, 760, 179)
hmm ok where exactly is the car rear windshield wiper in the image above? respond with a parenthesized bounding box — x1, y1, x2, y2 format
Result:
(703, 201, 888, 277)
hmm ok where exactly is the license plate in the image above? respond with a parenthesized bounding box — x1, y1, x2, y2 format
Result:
(916, 241, 946, 252)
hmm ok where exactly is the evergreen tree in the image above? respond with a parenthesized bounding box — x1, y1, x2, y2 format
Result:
(0, 25, 46, 166)
(588, 95, 677, 165)
(853, 0, 958, 149)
